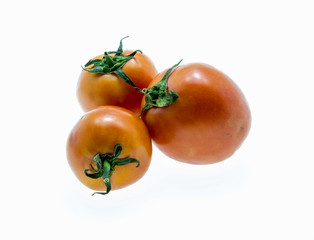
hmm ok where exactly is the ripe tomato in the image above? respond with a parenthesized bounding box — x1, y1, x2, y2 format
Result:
(141, 63, 251, 164)
(66, 106, 152, 195)
(77, 40, 157, 115)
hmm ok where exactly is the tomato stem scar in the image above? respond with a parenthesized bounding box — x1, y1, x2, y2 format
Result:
(84, 143, 140, 196)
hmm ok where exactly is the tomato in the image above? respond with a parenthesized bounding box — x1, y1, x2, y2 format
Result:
(66, 106, 152, 195)
(141, 63, 251, 164)
(77, 47, 157, 115)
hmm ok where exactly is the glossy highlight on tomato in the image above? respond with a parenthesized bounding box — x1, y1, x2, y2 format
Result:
(66, 106, 152, 194)
(141, 63, 251, 164)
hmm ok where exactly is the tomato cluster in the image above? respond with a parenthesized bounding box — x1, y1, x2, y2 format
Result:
(66, 37, 251, 195)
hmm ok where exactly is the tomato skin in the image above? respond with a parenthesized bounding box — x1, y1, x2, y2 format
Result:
(141, 63, 251, 164)
(77, 51, 157, 115)
(66, 106, 152, 191)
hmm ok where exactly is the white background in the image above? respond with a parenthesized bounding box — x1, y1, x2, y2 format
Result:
(1, 0, 313, 239)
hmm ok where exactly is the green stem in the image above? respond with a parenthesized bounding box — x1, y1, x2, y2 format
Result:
(91, 161, 111, 196)
(84, 143, 140, 196)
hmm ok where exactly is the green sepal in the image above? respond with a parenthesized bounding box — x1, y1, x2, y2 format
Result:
(84, 143, 140, 196)
(113, 158, 140, 168)
(139, 60, 182, 117)
(114, 68, 141, 91)
(84, 169, 103, 179)
(112, 143, 122, 157)
(82, 36, 141, 90)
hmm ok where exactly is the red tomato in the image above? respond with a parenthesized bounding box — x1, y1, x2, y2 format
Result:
(66, 106, 152, 195)
(77, 50, 157, 115)
(141, 63, 251, 164)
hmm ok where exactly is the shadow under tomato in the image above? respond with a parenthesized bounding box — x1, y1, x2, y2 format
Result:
(63, 155, 248, 222)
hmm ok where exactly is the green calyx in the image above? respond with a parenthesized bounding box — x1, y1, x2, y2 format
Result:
(84, 143, 140, 196)
(139, 59, 182, 117)
(82, 36, 141, 91)
(82, 36, 183, 116)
